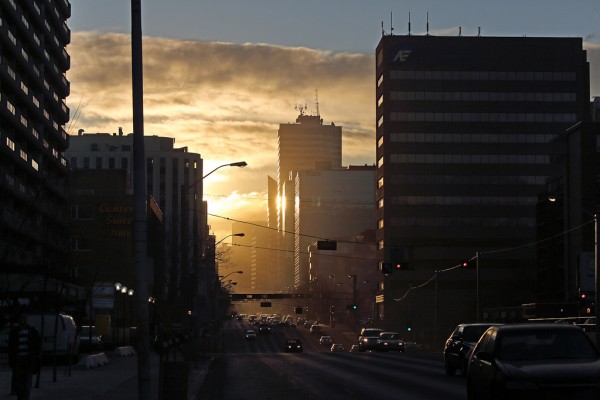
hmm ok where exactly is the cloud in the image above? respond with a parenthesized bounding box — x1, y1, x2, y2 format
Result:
(67, 32, 375, 236)
(67, 32, 600, 237)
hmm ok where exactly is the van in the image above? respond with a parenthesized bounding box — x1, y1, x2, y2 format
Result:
(27, 313, 80, 360)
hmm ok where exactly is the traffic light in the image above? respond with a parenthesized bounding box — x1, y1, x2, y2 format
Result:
(347, 304, 358, 310)
(406, 321, 412, 332)
(461, 258, 476, 268)
(579, 292, 594, 315)
(394, 262, 407, 271)
(317, 240, 337, 250)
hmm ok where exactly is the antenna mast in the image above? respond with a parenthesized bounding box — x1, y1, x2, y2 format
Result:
(314, 89, 320, 117)
(408, 12, 411, 36)
(390, 11, 394, 36)
(426, 12, 429, 36)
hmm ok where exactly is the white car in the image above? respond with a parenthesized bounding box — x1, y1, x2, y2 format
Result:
(330, 343, 345, 352)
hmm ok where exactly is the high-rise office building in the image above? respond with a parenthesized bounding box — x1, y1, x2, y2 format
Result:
(275, 111, 342, 289)
(0, 0, 75, 306)
(375, 35, 590, 339)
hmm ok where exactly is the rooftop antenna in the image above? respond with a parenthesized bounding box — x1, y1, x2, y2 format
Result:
(295, 102, 306, 116)
(408, 12, 411, 36)
(381, 20, 385, 36)
(314, 89, 320, 117)
(426, 12, 429, 36)
(390, 11, 394, 36)
(459, 26, 462, 37)
(477, 27, 481, 37)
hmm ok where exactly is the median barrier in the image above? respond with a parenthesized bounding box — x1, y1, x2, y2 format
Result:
(79, 352, 108, 369)
(114, 346, 136, 357)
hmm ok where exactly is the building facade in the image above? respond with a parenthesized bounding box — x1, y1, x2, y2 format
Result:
(375, 34, 590, 342)
(275, 111, 342, 290)
(0, 0, 77, 314)
(294, 165, 376, 287)
(66, 131, 205, 324)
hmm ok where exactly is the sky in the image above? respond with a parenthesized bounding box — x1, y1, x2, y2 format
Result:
(66, 0, 600, 241)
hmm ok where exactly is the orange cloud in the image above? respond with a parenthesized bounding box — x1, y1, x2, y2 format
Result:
(67, 32, 375, 237)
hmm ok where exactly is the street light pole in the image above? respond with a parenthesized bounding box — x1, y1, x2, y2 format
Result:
(329, 275, 336, 327)
(595, 214, 599, 347)
(131, 1, 150, 398)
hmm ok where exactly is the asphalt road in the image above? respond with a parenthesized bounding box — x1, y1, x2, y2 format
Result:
(197, 319, 467, 400)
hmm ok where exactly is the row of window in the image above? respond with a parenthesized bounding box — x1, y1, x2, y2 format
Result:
(385, 132, 557, 145)
(389, 174, 548, 186)
(389, 195, 538, 206)
(89, 143, 131, 152)
(390, 153, 550, 164)
(389, 216, 536, 228)
(389, 70, 576, 82)
(388, 112, 577, 124)
(70, 156, 130, 170)
(387, 91, 576, 103)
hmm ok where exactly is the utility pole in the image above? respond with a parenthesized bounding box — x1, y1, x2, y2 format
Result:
(131, 1, 150, 398)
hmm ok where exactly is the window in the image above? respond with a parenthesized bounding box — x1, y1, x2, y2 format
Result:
(109, 157, 115, 169)
(95, 157, 103, 169)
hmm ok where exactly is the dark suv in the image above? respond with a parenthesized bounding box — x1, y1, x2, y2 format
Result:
(358, 327, 383, 352)
(443, 323, 502, 375)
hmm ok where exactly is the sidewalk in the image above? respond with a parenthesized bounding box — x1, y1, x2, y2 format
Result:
(0, 349, 211, 400)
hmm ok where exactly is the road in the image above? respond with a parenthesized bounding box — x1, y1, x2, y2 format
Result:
(197, 319, 467, 399)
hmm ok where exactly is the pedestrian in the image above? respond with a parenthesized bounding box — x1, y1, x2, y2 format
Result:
(8, 313, 41, 400)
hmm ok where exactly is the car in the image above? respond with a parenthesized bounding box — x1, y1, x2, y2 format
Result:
(310, 324, 324, 335)
(443, 323, 502, 376)
(79, 325, 104, 353)
(258, 323, 271, 334)
(330, 343, 345, 352)
(376, 332, 405, 352)
(245, 329, 257, 340)
(349, 344, 360, 352)
(319, 335, 332, 345)
(466, 323, 600, 400)
(284, 338, 303, 353)
(358, 327, 382, 352)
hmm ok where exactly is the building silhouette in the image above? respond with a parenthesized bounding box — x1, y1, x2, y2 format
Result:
(67, 131, 206, 325)
(0, 0, 80, 314)
(375, 34, 591, 341)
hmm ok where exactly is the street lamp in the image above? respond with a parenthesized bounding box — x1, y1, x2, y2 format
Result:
(219, 270, 244, 282)
(214, 233, 245, 249)
(198, 161, 247, 183)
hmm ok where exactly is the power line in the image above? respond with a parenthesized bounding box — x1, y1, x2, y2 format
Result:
(208, 213, 376, 246)
(393, 218, 596, 302)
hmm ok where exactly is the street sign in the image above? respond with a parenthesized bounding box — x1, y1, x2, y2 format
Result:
(317, 240, 337, 250)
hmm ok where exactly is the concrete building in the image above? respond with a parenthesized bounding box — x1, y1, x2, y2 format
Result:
(294, 165, 376, 287)
(273, 111, 342, 290)
(67, 131, 205, 325)
(375, 34, 591, 343)
(70, 168, 166, 343)
(0, 0, 80, 314)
